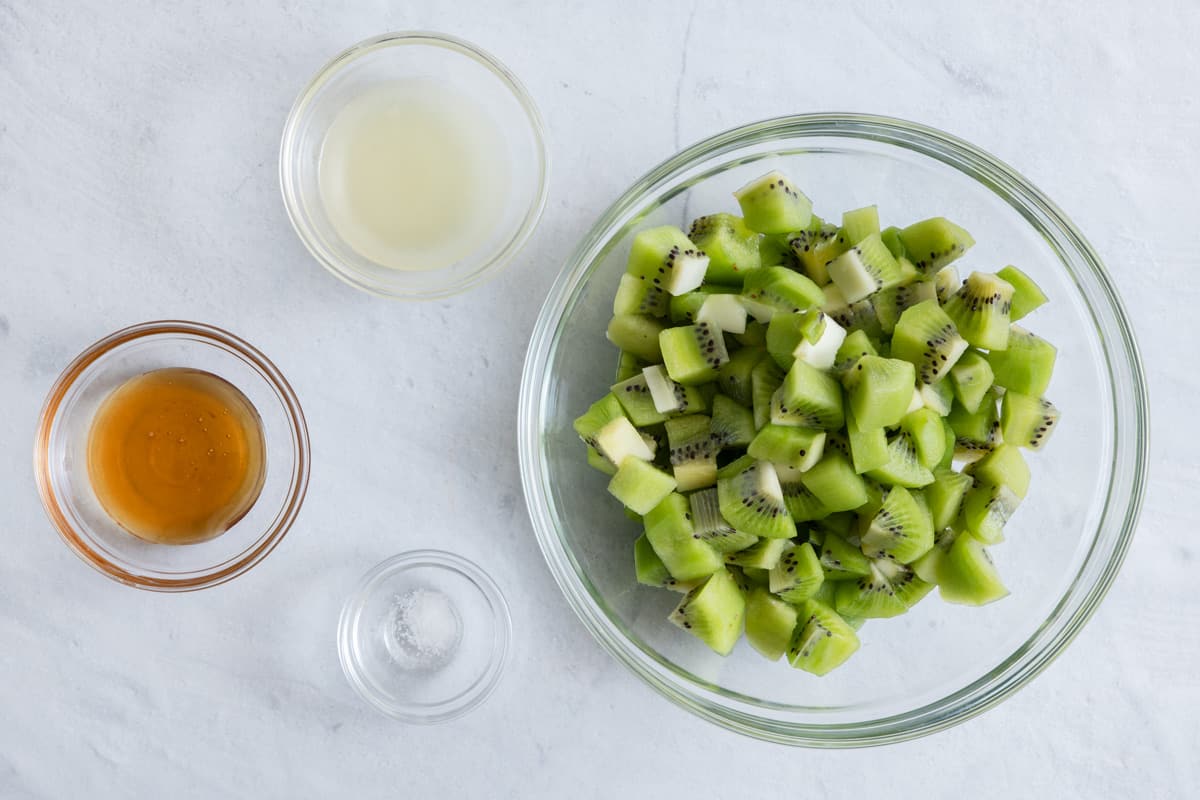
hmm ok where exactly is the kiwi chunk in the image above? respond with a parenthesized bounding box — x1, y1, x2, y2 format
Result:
(748, 424, 826, 471)
(835, 558, 932, 619)
(644, 493, 722, 581)
(861, 486, 934, 564)
(961, 482, 1020, 544)
(823, 283, 886, 343)
(937, 534, 1008, 606)
(889, 300, 968, 384)
(925, 468, 974, 530)
(845, 407, 890, 474)
(841, 205, 880, 245)
(573, 393, 627, 447)
(717, 460, 796, 540)
(768, 541, 825, 603)
(865, 432, 935, 489)
(664, 414, 718, 491)
(817, 529, 872, 580)
(779, 473, 831, 522)
(789, 223, 847, 285)
(772, 359, 845, 430)
(688, 488, 758, 553)
(986, 325, 1057, 396)
(873, 280, 937, 336)
(1000, 391, 1061, 451)
(696, 293, 748, 334)
(586, 445, 617, 476)
(709, 393, 756, 449)
(827, 233, 905, 303)
(833, 328, 879, 376)
(896, 217, 975, 276)
(947, 390, 1002, 459)
(766, 309, 825, 370)
(688, 213, 763, 285)
(995, 265, 1047, 322)
(669, 568, 746, 656)
(934, 265, 960, 305)
(660, 321, 730, 385)
(716, 346, 764, 406)
(750, 356, 786, 430)
(625, 225, 709, 296)
(745, 587, 800, 661)
(800, 452, 869, 512)
(966, 444, 1030, 499)
(634, 534, 696, 592)
(787, 598, 861, 676)
(642, 365, 706, 415)
(843, 355, 915, 430)
(608, 457, 676, 514)
(741, 267, 826, 322)
(918, 378, 954, 417)
(733, 171, 813, 234)
(901, 408, 946, 469)
(611, 374, 668, 427)
(941, 272, 1014, 350)
(607, 314, 666, 362)
(726, 537, 790, 570)
(948, 350, 995, 414)
(613, 272, 670, 317)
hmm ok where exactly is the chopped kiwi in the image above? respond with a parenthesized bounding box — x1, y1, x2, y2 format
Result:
(709, 394, 756, 448)
(889, 300, 968, 384)
(664, 414, 718, 491)
(643, 493, 722, 581)
(800, 452, 869, 513)
(613, 272, 671, 318)
(936, 534, 1008, 606)
(607, 314, 666, 362)
(1000, 391, 1060, 450)
(741, 267, 825, 321)
(580, 170, 1062, 673)
(717, 460, 796, 540)
(716, 346, 764, 406)
(769, 541, 825, 603)
(669, 568, 746, 655)
(726, 536, 790, 570)
(843, 355, 915, 429)
(608, 457, 676, 514)
(748, 424, 826, 471)
(817, 529, 872, 580)
(772, 360, 845, 430)
(986, 325, 1057, 396)
(995, 265, 1047, 321)
(961, 482, 1020, 544)
(948, 350, 994, 414)
(941, 271, 1014, 350)
(789, 223, 846, 285)
(625, 225, 709, 296)
(901, 408, 946, 470)
(835, 558, 933, 619)
(896, 217, 975, 276)
(688, 213, 763, 285)
(788, 598, 861, 675)
(635, 534, 696, 592)
(734, 171, 813, 234)
(845, 407, 890, 474)
(841, 205, 881, 245)
(925, 468, 974, 530)
(744, 587, 800, 661)
(827, 234, 904, 303)
(660, 321, 730, 385)
(861, 486, 934, 564)
(688, 488, 758, 553)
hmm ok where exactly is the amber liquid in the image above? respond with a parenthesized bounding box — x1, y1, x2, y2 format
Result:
(87, 368, 266, 545)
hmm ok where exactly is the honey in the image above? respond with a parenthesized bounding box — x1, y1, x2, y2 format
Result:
(86, 368, 266, 544)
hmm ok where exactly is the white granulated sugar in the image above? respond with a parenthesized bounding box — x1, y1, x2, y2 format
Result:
(386, 588, 463, 671)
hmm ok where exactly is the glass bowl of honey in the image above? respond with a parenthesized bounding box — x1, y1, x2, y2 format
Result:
(34, 321, 310, 591)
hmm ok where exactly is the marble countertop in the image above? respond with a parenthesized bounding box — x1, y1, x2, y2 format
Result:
(1, 0, 1195, 796)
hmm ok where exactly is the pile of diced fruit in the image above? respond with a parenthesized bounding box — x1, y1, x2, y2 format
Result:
(573, 170, 1061, 676)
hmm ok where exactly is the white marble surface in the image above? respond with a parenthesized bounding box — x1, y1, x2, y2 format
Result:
(1, 0, 1196, 796)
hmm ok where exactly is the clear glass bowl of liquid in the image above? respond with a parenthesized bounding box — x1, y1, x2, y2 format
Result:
(280, 32, 549, 299)
(34, 321, 311, 591)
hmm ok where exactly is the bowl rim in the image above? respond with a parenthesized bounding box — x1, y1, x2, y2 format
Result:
(518, 113, 1149, 747)
(33, 320, 311, 592)
(278, 30, 550, 300)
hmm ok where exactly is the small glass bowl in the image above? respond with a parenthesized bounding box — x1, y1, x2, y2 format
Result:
(34, 321, 311, 591)
(279, 31, 549, 300)
(519, 114, 1150, 746)
(337, 550, 511, 723)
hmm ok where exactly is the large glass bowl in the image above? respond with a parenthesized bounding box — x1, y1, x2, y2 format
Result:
(518, 115, 1148, 746)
